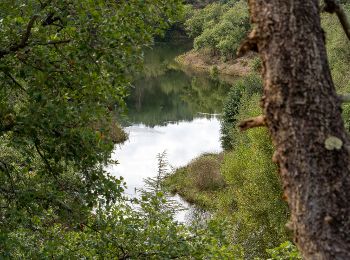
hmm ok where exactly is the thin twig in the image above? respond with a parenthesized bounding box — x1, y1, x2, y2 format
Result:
(3, 71, 27, 92)
(34, 140, 56, 177)
(0, 161, 16, 195)
(338, 94, 350, 103)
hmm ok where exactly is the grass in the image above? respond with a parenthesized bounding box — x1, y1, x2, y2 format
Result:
(163, 153, 233, 210)
(163, 94, 290, 258)
(162, 7, 350, 258)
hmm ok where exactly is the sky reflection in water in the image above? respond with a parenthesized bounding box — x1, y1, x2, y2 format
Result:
(107, 41, 231, 222)
(109, 116, 222, 195)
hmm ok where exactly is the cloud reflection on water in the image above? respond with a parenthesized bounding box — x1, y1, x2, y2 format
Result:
(108, 116, 222, 195)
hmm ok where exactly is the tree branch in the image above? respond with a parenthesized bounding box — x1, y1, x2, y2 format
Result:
(0, 15, 39, 59)
(338, 94, 350, 103)
(237, 28, 259, 57)
(3, 71, 27, 92)
(324, 0, 350, 41)
(34, 140, 56, 177)
(31, 39, 71, 46)
(0, 161, 16, 196)
(238, 115, 266, 131)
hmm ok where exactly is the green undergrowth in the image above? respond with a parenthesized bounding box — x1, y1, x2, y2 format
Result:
(162, 3, 350, 259)
(164, 153, 233, 211)
(221, 94, 290, 258)
(163, 92, 291, 258)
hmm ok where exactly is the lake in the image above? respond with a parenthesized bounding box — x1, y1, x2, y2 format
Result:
(108, 40, 234, 222)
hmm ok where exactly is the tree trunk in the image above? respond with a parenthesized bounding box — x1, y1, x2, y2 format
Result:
(247, 0, 350, 258)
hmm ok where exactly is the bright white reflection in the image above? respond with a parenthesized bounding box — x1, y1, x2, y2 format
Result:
(108, 116, 222, 195)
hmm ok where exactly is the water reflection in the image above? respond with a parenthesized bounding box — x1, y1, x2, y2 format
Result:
(109, 41, 236, 222)
(110, 116, 222, 195)
(124, 42, 232, 127)
(172, 194, 212, 224)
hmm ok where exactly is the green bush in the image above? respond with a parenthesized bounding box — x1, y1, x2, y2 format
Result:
(164, 90, 289, 258)
(187, 0, 250, 59)
(189, 155, 226, 191)
(251, 56, 262, 72)
(267, 241, 301, 260)
(220, 74, 262, 150)
(210, 65, 219, 78)
(221, 93, 290, 258)
(185, 3, 224, 38)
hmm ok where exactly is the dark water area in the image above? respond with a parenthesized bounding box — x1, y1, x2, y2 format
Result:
(123, 41, 232, 127)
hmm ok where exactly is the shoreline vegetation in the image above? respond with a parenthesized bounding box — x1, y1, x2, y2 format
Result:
(162, 1, 349, 258)
(164, 153, 226, 210)
(161, 2, 291, 255)
(175, 50, 254, 77)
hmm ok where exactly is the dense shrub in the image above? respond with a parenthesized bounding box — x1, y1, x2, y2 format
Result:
(220, 74, 262, 150)
(189, 155, 226, 191)
(221, 94, 290, 258)
(267, 241, 302, 260)
(185, 3, 223, 38)
(186, 0, 250, 59)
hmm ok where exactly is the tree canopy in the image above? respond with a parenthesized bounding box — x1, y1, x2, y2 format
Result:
(0, 0, 182, 249)
(185, 0, 250, 59)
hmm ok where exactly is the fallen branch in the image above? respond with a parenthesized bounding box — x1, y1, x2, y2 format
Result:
(238, 115, 266, 131)
(324, 0, 350, 41)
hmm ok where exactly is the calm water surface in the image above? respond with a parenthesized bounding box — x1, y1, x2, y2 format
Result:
(110, 117, 221, 194)
(108, 41, 235, 221)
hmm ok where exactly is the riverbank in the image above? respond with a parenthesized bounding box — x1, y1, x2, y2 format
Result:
(175, 49, 258, 77)
(162, 90, 291, 257)
(163, 153, 232, 211)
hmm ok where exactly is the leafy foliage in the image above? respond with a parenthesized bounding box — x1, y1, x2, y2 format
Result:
(266, 241, 302, 260)
(221, 93, 290, 258)
(185, 0, 250, 59)
(164, 78, 289, 258)
(2, 152, 244, 258)
(221, 74, 262, 150)
(0, 0, 184, 254)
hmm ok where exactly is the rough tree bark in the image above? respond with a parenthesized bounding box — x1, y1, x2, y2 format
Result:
(243, 0, 350, 259)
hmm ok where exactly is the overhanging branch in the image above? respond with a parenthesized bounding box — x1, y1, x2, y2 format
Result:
(3, 72, 27, 92)
(324, 0, 350, 41)
(237, 28, 259, 57)
(238, 115, 266, 131)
